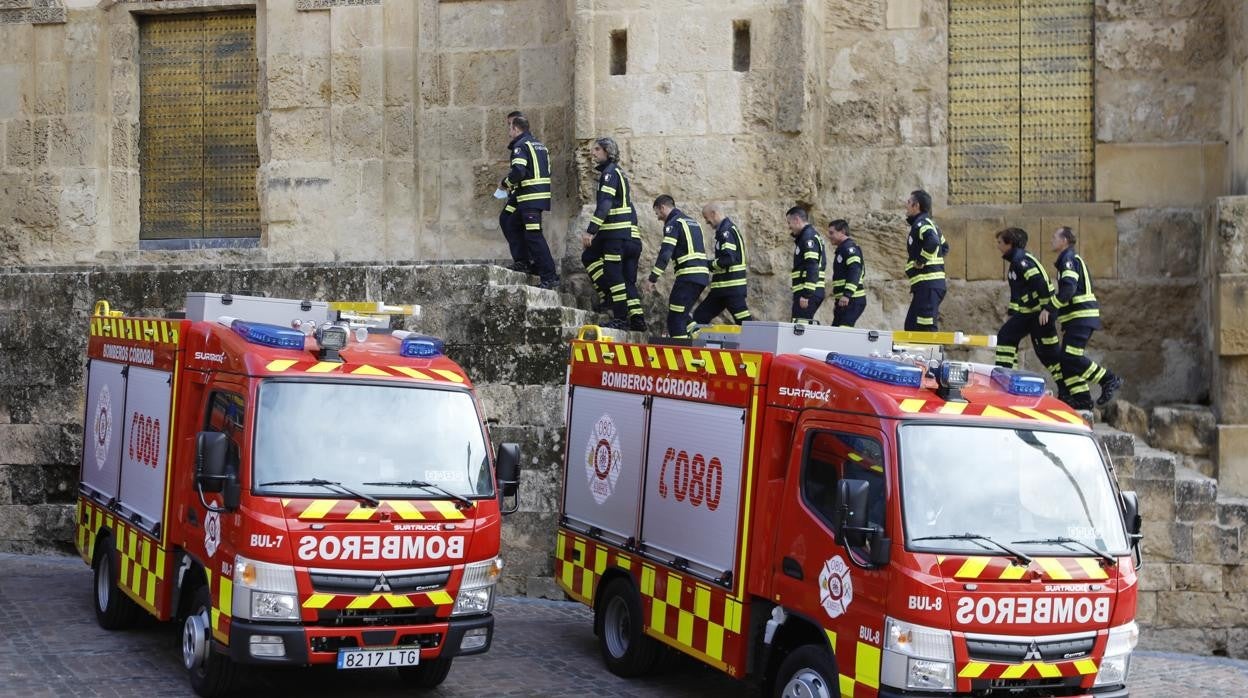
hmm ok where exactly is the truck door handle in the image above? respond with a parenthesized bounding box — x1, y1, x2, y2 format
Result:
(782, 557, 803, 580)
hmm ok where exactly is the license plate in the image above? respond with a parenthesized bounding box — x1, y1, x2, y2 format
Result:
(336, 647, 421, 670)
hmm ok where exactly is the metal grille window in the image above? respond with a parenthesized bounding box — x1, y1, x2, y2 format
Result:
(948, 1, 1093, 204)
(139, 11, 260, 240)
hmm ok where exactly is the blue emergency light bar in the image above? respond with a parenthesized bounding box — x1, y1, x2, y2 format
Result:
(232, 319, 306, 350)
(400, 334, 445, 358)
(827, 353, 923, 388)
(990, 367, 1046, 396)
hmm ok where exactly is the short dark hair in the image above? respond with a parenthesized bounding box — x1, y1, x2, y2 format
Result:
(511, 115, 530, 132)
(910, 189, 931, 214)
(1058, 226, 1077, 244)
(829, 219, 849, 233)
(996, 227, 1028, 249)
(506, 110, 524, 120)
(653, 194, 676, 209)
(786, 206, 808, 222)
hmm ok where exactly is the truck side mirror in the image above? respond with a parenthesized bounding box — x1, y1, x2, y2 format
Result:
(495, 442, 521, 514)
(196, 432, 239, 512)
(196, 432, 229, 493)
(835, 479, 870, 535)
(1121, 490, 1142, 566)
(835, 478, 889, 569)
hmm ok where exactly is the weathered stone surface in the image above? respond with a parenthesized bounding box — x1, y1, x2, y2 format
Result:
(1149, 404, 1216, 456)
(1103, 399, 1150, 439)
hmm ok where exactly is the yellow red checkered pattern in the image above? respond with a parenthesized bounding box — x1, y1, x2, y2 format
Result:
(76, 497, 169, 615)
(265, 359, 465, 383)
(90, 316, 181, 346)
(571, 340, 763, 381)
(555, 530, 749, 677)
(302, 589, 454, 610)
(283, 498, 466, 521)
(958, 657, 1099, 680)
(824, 629, 881, 697)
(896, 398, 1085, 425)
(937, 555, 1111, 581)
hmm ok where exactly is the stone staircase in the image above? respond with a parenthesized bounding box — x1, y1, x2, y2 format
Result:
(1094, 416, 1248, 658)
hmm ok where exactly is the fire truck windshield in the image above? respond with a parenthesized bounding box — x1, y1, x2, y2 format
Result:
(899, 424, 1128, 557)
(253, 381, 493, 498)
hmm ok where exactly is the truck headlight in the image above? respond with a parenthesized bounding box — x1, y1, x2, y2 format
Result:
(1093, 621, 1138, 687)
(453, 557, 502, 616)
(233, 555, 299, 621)
(881, 617, 955, 692)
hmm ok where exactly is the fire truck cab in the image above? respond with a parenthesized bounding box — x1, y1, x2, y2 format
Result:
(76, 293, 520, 696)
(555, 321, 1142, 697)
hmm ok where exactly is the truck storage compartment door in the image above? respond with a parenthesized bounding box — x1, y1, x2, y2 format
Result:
(563, 388, 648, 544)
(641, 398, 746, 583)
(82, 360, 127, 500)
(116, 366, 174, 532)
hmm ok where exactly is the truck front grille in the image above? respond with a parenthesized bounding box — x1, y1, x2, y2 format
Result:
(966, 635, 1095, 663)
(317, 606, 440, 627)
(310, 570, 451, 595)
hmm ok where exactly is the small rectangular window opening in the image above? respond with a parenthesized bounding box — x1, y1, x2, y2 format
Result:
(610, 30, 627, 75)
(733, 20, 751, 72)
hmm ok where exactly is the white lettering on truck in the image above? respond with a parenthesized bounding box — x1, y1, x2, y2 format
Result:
(101, 343, 155, 366)
(297, 534, 466, 562)
(954, 596, 1110, 626)
(600, 371, 707, 400)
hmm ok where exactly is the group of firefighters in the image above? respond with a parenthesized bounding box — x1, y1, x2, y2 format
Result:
(496, 114, 1122, 411)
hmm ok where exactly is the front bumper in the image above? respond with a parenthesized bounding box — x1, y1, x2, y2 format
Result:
(226, 614, 494, 666)
(877, 685, 1128, 698)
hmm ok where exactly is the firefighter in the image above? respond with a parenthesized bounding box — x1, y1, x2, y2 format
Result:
(623, 222, 646, 330)
(498, 111, 526, 273)
(581, 137, 638, 330)
(692, 202, 751, 325)
(788, 206, 827, 324)
(903, 189, 948, 331)
(994, 227, 1064, 389)
(644, 195, 710, 339)
(1051, 226, 1123, 409)
(500, 115, 559, 289)
(827, 219, 866, 327)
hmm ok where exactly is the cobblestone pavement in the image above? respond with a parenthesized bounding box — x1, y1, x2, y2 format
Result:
(1, 554, 1244, 696)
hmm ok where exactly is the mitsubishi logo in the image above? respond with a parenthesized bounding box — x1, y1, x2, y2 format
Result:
(372, 574, 392, 593)
(1022, 641, 1043, 661)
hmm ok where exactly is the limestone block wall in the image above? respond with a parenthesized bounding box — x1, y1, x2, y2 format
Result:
(1231, 0, 1248, 195)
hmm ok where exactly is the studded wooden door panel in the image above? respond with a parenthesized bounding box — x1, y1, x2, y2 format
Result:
(1020, 0, 1093, 203)
(139, 12, 259, 240)
(949, 1, 1021, 205)
(948, 1, 1093, 204)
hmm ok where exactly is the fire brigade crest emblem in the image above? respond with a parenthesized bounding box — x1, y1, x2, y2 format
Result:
(93, 385, 113, 470)
(818, 555, 854, 619)
(585, 414, 622, 505)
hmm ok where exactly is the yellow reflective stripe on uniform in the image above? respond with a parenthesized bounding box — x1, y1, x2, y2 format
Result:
(1023, 267, 1040, 279)
(599, 185, 617, 195)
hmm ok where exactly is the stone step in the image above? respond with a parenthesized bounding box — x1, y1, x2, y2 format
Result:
(1094, 424, 1137, 458)
(1130, 446, 1179, 481)
(1148, 404, 1216, 457)
(1216, 496, 1248, 528)
(1174, 466, 1219, 523)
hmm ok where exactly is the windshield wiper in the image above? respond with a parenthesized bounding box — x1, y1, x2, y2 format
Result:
(258, 478, 380, 507)
(361, 480, 474, 509)
(1012, 536, 1117, 567)
(912, 533, 1033, 567)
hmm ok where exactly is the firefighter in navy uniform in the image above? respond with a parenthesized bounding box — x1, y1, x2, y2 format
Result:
(904, 189, 948, 331)
(623, 222, 645, 330)
(692, 202, 752, 325)
(788, 206, 827, 324)
(498, 111, 526, 272)
(500, 115, 559, 289)
(645, 196, 711, 339)
(581, 137, 640, 330)
(994, 227, 1064, 387)
(827, 219, 866, 327)
(1050, 226, 1123, 409)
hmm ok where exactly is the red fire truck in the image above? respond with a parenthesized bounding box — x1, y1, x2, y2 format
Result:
(556, 321, 1142, 697)
(76, 292, 520, 696)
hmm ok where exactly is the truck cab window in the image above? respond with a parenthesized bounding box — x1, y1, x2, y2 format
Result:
(802, 430, 886, 532)
(204, 391, 245, 471)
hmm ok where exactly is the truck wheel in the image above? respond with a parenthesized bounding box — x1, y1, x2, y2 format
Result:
(92, 542, 139, 630)
(773, 645, 838, 698)
(597, 578, 660, 677)
(183, 585, 237, 697)
(397, 657, 453, 689)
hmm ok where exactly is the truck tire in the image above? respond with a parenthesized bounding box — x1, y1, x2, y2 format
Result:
(397, 657, 453, 689)
(597, 578, 660, 677)
(93, 541, 140, 630)
(183, 585, 237, 697)
(773, 645, 838, 698)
